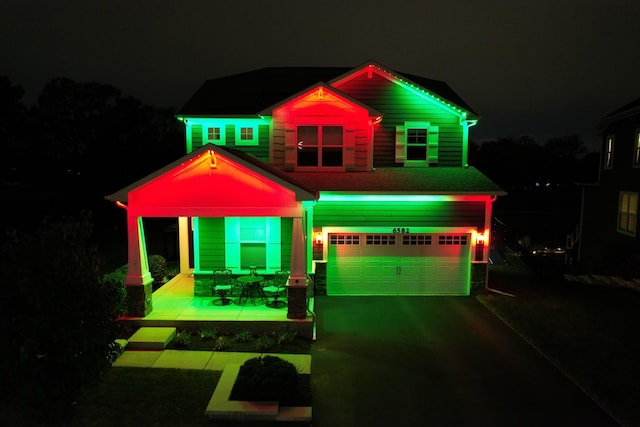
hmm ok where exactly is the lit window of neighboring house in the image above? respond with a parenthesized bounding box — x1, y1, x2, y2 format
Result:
(618, 191, 638, 236)
(236, 126, 258, 146)
(297, 125, 343, 167)
(604, 135, 614, 169)
(206, 126, 224, 144)
(634, 131, 640, 168)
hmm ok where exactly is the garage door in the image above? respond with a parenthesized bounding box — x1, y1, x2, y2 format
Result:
(326, 233, 471, 295)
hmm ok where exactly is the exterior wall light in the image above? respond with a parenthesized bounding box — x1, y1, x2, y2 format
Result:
(314, 232, 323, 245)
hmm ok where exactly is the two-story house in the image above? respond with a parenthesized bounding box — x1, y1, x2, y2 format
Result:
(578, 97, 640, 276)
(107, 61, 506, 319)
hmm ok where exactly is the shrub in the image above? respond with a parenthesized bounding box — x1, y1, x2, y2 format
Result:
(234, 329, 253, 343)
(101, 264, 128, 316)
(274, 325, 297, 346)
(197, 327, 218, 340)
(233, 356, 298, 402)
(0, 213, 122, 422)
(214, 336, 230, 351)
(173, 332, 191, 349)
(148, 254, 167, 290)
(255, 334, 276, 352)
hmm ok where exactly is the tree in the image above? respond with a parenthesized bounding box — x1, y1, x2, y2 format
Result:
(0, 212, 124, 423)
(0, 76, 27, 181)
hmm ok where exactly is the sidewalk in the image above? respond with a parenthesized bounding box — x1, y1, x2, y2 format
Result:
(112, 349, 311, 374)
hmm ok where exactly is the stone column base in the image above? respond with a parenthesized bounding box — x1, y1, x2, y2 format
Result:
(286, 286, 308, 319)
(126, 282, 153, 317)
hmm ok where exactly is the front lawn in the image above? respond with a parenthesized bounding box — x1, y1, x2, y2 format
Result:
(68, 368, 220, 427)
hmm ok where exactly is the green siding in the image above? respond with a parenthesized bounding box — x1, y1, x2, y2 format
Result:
(197, 217, 225, 270)
(192, 124, 203, 150)
(313, 200, 485, 228)
(280, 217, 293, 271)
(337, 73, 464, 167)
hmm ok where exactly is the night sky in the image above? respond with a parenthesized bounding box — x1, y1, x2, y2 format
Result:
(3, 0, 640, 151)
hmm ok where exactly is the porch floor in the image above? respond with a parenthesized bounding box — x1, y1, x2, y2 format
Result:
(119, 273, 315, 337)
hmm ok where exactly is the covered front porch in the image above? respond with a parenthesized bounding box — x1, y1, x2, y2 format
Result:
(118, 272, 316, 339)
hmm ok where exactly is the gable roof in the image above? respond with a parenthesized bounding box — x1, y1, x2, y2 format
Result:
(176, 62, 477, 117)
(596, 96, 640, 134)
(283, 167, 506, 195)
(258, 82, 381, 117)
(105, 144, 317, 203)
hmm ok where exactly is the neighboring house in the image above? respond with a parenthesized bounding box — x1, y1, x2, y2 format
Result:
(578, 97, 640, 276)
(106, 61, 506, 319)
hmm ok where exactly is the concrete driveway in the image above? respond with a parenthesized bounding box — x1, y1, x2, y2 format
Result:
(310, 296, 618, 427)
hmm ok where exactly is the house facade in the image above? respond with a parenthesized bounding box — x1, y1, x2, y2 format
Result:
(578, 97, 640, 275)
(107, 61, 505, 319)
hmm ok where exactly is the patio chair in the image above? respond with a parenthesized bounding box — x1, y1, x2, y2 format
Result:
(262, 270, 289, 308)
(212, 269, 234, 306)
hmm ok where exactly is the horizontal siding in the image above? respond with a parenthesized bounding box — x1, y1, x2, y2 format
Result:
(337, 73, 465, 167)
(198, 218, 225, 271)
(313, 201, 485, 229)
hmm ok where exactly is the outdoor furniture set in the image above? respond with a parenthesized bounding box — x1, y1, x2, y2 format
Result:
(212, 268, 289, 308)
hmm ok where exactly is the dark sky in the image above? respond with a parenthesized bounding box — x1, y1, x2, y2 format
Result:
(3, 0, 640, 151)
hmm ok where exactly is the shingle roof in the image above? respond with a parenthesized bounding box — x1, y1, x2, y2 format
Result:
(176, 65, 477, 117)
(282, 167, 506, 195)
(596, 96, 640, 134)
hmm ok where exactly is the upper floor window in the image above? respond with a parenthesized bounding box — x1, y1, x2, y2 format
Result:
(206, 126, 224, 144)
(395, 123, 439, 166)
(604, 135, 614, 169)
(236, 126, 258, 146)
(634, 131, 640, 168)
(297, 125, 343, 168)
(618, 191, 638, 236)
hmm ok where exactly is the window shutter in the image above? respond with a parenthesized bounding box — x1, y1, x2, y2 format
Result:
(395, 125, 405, 163)
(344, 125, 355, 171)
(284, 123, 296, 171)
(192, 124, 203, 149)
(428, 126, 439, 164)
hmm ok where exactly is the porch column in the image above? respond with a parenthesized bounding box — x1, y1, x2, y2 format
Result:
(124, 215, 153, 316)
(178, 216, 190, 274)
(287, 216, 308, 319)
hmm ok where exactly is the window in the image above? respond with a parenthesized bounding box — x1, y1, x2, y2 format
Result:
(402, 235, 432, 245)
(438, 235, 468, 245)
(366, 235, 396, 245)
(406, 128, 428, 161)
(330, 234, 360, 245)
(604, 135, 614, 169)
(297, 125, 343, 167)
(395, 123, 439, 166)
(235, 125, 258, 146)
(206, 126, 224, 144)
(225, 217, 281, 272)
(618, 192, 638, 236)
(634, 132, 640, 168)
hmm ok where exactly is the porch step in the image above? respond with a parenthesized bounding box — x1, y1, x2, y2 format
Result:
(127, 327, 177, 350)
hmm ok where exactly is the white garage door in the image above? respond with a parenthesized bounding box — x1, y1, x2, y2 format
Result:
(327, 233, 471, 295)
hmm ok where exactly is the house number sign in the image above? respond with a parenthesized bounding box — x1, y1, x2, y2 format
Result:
(392, 227, 410, 234)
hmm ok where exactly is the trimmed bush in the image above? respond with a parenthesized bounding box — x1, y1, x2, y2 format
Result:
(148, 254, 167, 290)
(232, 356, 298, 402)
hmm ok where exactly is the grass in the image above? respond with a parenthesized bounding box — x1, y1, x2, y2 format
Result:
(68, 368, 220, 427)
(478, 250, 640, 427)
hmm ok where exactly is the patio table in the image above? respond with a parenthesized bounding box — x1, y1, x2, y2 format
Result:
(236, 275, 266, 305)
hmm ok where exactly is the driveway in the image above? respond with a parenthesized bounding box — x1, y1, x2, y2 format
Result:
(310, 296, 618, 427)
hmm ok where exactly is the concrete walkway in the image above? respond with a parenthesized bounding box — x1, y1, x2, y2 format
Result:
(113, 349, 311, 374)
